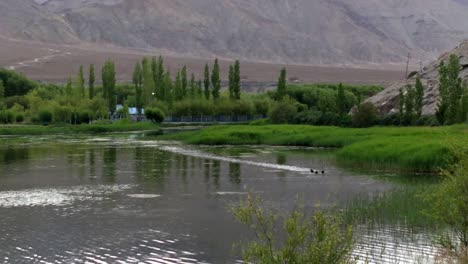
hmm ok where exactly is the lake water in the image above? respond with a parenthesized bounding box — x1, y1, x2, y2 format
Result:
(0, 134, 437, 263)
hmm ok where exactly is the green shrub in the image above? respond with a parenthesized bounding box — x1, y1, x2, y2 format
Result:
(269, 98, 298, 124)
(15, 113, 24, 123)
(352, 102, 379, 128)
(0, 110, 14, 124)
(145, 108, 165, 123)
(37, 110, 53, 125)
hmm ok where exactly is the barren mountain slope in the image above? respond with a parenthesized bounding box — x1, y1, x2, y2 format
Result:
(366, 40, 468, 116)
(13, 0, 468, 64)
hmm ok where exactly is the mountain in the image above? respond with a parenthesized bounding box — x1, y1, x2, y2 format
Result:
(1, 0, 468, 65)
(366, 40, 468, 116)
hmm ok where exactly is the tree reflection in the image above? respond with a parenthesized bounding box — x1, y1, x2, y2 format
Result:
(229, 163, 241, 185)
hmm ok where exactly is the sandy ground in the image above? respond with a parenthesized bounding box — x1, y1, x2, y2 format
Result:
(0, 37, 407, 85)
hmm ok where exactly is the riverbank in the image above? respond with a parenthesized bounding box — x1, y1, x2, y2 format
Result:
(0, 122, 161, 135)
(160, 124, 468, 171)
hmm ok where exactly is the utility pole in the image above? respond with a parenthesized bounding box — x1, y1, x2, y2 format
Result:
(405, 52, 411, 79)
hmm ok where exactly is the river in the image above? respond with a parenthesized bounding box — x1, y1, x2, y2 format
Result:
(0, 134, 438, 263)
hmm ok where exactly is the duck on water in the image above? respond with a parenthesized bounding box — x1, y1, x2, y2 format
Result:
(310, 169, 325, 174)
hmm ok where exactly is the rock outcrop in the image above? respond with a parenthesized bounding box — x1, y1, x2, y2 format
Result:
(366, 41, 468, 116)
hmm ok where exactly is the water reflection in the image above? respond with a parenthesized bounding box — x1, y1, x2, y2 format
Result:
(0, 136, 438, 263)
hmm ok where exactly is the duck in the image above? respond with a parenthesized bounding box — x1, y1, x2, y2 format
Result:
(310, 169, 325, 174)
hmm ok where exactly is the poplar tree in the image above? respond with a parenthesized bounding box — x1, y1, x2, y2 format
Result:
(155, 56, 165, 100)
(233, 60, 241, 100)
(66, 76, 73, 96)
(204, 64, 210, 100)
(399, 87, 405, 124)
(415, 78, 424, 117)
(211, 59, 221, 100)
(404, 84, 415, 122)
(446, 54, 463, 124)
(133, 62, 143, 115)
(175, 71, 183, 100)
(77, 65, 85, 97)
(89, 64, 95, 99)
(142, 57, 155, 104)
(0, 80, 4, 99)
(197, 80, 203, 97)
(436, 61, 449, 124)
(336, 83, 346, 116)
(181, 66, 188, 99)
(228, 64, 235, 99)
(190, 73, 196, 98)
(164, 69, 173, 107)
(101, 60, 116, 113)
(277, 67, 287, 100)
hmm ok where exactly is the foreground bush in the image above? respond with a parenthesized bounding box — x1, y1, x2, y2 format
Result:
(232, 193, 356, 264)
(425, 148, 468, 262)
(145, 108, 165, 123)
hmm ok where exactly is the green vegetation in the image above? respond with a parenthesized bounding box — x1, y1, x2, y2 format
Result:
(232, 193, 355, 264)
(161, 124, 468, 171)
(0, 121, 159, 135)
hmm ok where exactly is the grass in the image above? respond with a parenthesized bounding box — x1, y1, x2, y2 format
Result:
(0, 121, 160, 135)
(160, 124, 468, 171)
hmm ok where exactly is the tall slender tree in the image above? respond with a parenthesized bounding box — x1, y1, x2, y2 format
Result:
(197, 80, 203, 98)
(89, 64, 95, 99)
(101, 60, 116, 113)
(415, 78, 424, 117)
(66, 76, 73, 96)
(204, 64, 210, 100)
(277, 67, 287, 100)
(175, 71, 183, 100)
(164, 69, 173, 107)
(399, 87, 405, 124)
(436, 61, 449, 124)
(190, 73, 196, 98)
(405, 84, 415, 122)
(155, 56, 165, 100)
(336, 83, 346, 116)
(446, 54, 463, 124)
(228, 64, 235, 99)
(142, 57, 155, 105)
(181, 66, 188, 99)
(0, 80, 4, 99)
(233, 60, 241, 100)
(133, 62, 143, 115)
(211, 59, 221, 100)
(77, 65, 85, 97)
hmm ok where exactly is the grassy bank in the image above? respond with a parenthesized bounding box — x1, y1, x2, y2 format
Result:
(0, 122, 160, 135)
(160, 124, 468, 171)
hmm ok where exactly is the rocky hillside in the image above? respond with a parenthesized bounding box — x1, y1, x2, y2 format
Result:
(1, 0, 468, 64)
(366, 40, 468, 116)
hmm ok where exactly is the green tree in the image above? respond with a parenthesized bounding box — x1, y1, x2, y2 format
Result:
(352, 102, 378, 128)
(404, 84, 415, 123)
(190, 73, 196, 98)
(446, 54, 463, 124)
(233, 60, 241, 100)
(101, 60, 116, 114)
(228, 64, 235, 99)
(133, 62, 143, 115)
(211, 59, 221, 100)
(0, 80, 4, 99)
(232, 193, 355, 264)
(277, 67, 287, 100)
(399, 87, 405, 124)
(163, 69, 173, 107)
(145, 107, 165, 123)
(415, 78, 424, 117)
(89, 64, 95, 99)
(425, 148, 468, 262)
(436, 61, 449, 124)
(181, 66, 188, 99)
(155, 56, 165, 100)
(77, 65, 85, 97)
(66, 76, 73, 96)
(142, 57, 155, 105)
(204, 63, 211, 100)
(174, 71, 183, 101)
(336, 83, 346, 116)
(197, 80, 203, 97)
